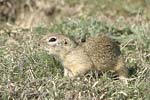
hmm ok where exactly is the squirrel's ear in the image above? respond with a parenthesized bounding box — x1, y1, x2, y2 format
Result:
(74, 35, 86, 44)
(64, 39, 68, 45)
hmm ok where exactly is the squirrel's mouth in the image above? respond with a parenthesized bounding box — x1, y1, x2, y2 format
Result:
(44, 47, 50, 52)
(44, 46, 56, 54)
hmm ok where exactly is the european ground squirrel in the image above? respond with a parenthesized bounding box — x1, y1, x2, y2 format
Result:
(39, 33, 128, 81)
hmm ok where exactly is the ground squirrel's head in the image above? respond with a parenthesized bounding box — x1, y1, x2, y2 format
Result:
(39, 34, 78, 58)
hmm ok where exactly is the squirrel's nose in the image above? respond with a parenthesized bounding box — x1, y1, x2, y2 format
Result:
(38, 42, 41, 46)
(38, 41, 44, 47)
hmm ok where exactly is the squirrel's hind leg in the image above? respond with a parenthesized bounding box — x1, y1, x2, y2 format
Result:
(114, 56, 129, 84)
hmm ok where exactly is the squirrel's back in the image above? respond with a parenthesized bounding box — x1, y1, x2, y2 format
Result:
(82, 35, 121, 71)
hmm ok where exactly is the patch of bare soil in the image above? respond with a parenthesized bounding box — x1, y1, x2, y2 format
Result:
(0, 0, 85, 28)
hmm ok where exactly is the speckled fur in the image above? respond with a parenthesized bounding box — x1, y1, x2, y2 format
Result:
(39, 34, 128, 80)
(82, 36, 120, 71)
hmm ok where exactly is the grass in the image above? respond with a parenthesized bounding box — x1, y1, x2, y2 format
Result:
(0, 0, 150, 100)
(0, 18, 149, 100)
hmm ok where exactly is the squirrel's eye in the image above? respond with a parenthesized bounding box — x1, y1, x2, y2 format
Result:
(49, 37, 56, 42)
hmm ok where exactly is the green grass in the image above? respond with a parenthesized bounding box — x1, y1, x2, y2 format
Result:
(0, 0, 150, 99)
(0, 18, 149, 100)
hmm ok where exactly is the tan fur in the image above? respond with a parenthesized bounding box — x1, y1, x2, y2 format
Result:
(39, 34, 128, 80)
